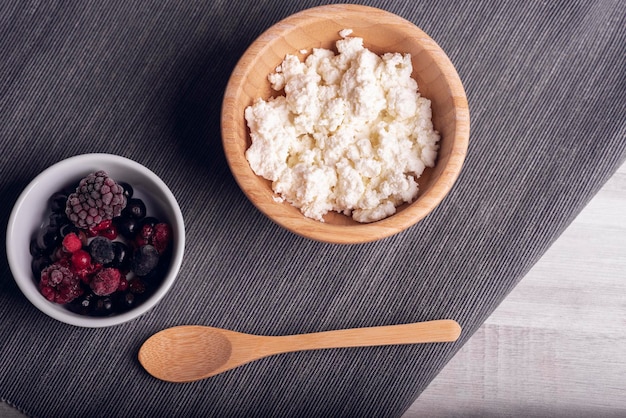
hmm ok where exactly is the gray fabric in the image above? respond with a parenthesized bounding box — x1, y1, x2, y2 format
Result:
(1, 0, 624, 416)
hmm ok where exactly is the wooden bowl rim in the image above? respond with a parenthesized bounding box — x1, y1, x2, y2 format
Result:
(221, 4, 469, 244)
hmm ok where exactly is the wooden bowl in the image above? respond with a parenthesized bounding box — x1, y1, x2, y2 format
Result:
(221, 4, 469, 244)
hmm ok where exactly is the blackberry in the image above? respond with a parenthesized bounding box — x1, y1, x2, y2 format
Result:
(89, 236, 115, 264)
(39, 263, 83, 304)
(65, 170, 127, 230)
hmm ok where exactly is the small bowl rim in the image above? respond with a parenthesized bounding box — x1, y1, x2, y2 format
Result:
(6, 153, 186, 328)
(221, 4, 470, 244)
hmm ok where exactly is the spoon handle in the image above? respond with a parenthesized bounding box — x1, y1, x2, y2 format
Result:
(266, 319, 461, 354)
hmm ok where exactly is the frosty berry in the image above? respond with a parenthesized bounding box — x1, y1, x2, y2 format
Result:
(30, 171, 174, 317)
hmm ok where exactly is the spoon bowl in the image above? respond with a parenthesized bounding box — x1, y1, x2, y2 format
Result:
(138, 320, 461, 382)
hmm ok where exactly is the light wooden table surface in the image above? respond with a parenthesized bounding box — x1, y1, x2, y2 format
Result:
(405, 161, 626, 417)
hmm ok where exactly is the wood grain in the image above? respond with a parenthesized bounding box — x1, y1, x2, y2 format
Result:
(221, 4, 469, 244)
(138, 320, 461, 382)
(404, 161, 626, 417)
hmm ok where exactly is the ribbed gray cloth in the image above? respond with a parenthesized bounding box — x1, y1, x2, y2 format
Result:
(1, 1, 624, 417)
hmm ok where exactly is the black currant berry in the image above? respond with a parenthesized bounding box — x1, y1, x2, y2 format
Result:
(59, 223, 79, 238)
(115, 291, 136, 311)
(36, 225, 60, 254)
(48, 212, 69, 228)
(115, 216, 139, 239)
(118, 182, 133, 199)
(108, 241, 131, 270)
(92, 297, 114, 316)
(31, 255, 52, 277)
(30, 238, 44, 256)
(49, 192, 68, 213)
(140, 216, 159, 229)
(68, 292, 96, 315)
(122, 198, 146, 220)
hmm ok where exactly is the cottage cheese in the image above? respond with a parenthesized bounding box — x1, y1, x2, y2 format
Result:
(245, 31, 439, 223)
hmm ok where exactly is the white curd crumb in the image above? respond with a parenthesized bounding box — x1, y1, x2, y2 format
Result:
(245, 31, 439, 223)
(338, 28, 353, 38)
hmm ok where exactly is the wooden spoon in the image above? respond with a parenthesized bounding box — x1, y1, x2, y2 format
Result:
(138, 319, 461, 382)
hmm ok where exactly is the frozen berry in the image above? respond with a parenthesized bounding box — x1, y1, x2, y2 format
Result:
(89, 236, 115, 264)
(151, 223, 172, 254)
(117, 276, 129, 292)
(36, 225, 60, 254)
(115, 216, 139, 240)
(118, 291, 135, 309)
(48, 212, 69, 228)
(75, 229, 89, 246)
(122, 198, 146, 220)
(59, 223, 79, 239)
(92, 297, 114, 316)
(141, 216, 159, 229)
(134, 223, 154, 247)
(118, 182, 133, 199)
(62, 232, 83, 253)
(75, 266, 96, 284)
(65, 171, 127, 230)
(129, 278, 146, 294)
(49, 192, 68, 213)
(30, 238, 44, 257)
(92, 219, 113, 232)
(88, 219, 114, 237)
(68, 292, 94, 315)
(108, 241, 131, 271)
(39, 263, 83, 304)
(52, 246, 67, 262)
(71, 249, 91, 271)
(99, 224, 118, 240)
(90, 267, 122, 296)
(31, 255, 52, 277)
(131, 245, 159, 276)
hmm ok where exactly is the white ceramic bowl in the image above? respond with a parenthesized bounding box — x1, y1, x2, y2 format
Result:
(6, 153, 185, 327)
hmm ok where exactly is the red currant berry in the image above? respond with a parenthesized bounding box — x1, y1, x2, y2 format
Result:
(93, 219, 113, 232)
(117, 277, 129, 292)
(71, 249, 91, 270)
(99, 224, 118, 240)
